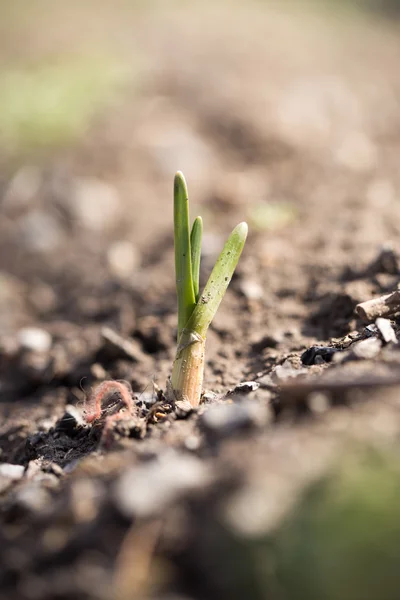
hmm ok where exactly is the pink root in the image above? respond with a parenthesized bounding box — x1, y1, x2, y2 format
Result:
(84, 380, 134, 424)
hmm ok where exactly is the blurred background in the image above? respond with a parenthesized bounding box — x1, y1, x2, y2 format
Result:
(2, 0, 400, 339)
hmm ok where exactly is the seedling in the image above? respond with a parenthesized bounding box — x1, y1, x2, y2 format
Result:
(169, 171, 248, 408)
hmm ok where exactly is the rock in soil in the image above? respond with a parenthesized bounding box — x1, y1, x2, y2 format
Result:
(199, 400, 270, 442)
(375, 318, 397, 345)
(301, 346, 339, 366)
(114, 452, 211, 519)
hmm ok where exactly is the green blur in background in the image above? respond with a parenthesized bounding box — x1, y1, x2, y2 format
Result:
(0, 0, 399, 163)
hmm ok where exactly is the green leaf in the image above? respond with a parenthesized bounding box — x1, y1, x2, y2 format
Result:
(186, 222, 248, 338)
(190, 216, 203, 303)
(174, 171, 196, 340)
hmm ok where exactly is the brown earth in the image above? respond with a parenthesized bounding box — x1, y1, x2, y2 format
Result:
(1, 3, 400, 599)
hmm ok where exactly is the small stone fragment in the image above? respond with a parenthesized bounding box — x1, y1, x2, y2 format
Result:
(375, 318, 397, 345)
(17, 327, 52, 353)
(351, 337, 382, 360)
(301, 346, 339, 366)
(114, 452, 210, 518)
(227, 381, 260, 396)
(365, 324, 378, 336)
(0, 464, 25, 479)
(175, 399, 194, 419)
(138, 390, 159, 408)
(200, 400, 270, 441)
(201, 391, 218, 403)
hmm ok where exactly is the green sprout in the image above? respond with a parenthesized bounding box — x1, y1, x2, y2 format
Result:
(169, 171, 248, 407)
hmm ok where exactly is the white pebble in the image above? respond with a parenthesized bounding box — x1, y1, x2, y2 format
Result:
(17, 327, 52, 353)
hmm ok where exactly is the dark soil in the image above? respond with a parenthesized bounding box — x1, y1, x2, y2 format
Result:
(2, 4, 400, 599)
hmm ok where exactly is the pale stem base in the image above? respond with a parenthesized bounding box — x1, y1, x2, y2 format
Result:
(170, 329, 205, 408)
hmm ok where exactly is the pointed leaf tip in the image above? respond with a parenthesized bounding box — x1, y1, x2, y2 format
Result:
(235, 221, 248, 240)
(174, 171, 188, 198)
(174, 170, 185, 183)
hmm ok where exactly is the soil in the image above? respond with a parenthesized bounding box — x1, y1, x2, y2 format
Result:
(2, 4, 400, 599)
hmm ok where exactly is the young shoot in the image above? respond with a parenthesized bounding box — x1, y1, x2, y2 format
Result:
(170, 171, 248, 407)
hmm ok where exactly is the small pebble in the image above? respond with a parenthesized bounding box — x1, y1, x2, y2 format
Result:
(0, 464, 25, 479)
(17, 327, 52, 353)
(202, 391, 218, 403)
(301, 346, 338, 366)
(375, 318, 397, 345)
(365, 324, 378, 336)
(139, 391, 159, 408)
(175, 399, 194, 419)
(227, 381, 260, 396)
(351, 337, 382, 359)
(114, 452, 210, 518)
(200, 400, 270, 441)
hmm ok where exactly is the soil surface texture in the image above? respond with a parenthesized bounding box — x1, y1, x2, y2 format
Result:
(2, 4, 400, 600)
